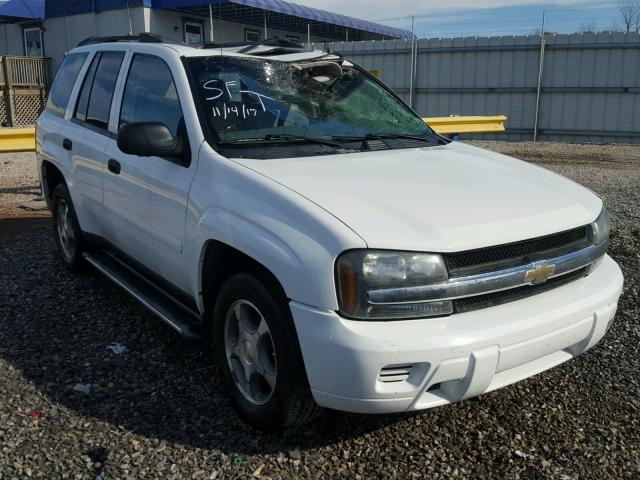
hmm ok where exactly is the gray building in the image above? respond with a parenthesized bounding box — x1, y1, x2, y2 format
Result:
(0, 0, 412, 70)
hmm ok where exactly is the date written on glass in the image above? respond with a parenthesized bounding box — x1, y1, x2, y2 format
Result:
(203, 80, 277, 120)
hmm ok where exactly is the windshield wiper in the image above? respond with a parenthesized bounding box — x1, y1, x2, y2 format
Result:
(265, 134, 347, 148)
(333, 133, 442, 144)
(221, 133, 345, 149)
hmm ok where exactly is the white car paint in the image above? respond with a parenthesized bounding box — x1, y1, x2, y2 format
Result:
(36, 41, 624, 415)
(293, 254, 621, 413)
(185, 141, 366, 311)
(232, 142, 603, 253)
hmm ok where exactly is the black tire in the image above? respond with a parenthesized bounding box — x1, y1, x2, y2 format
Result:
(212, 273, 320, 431)
(52, 183, 85, 272)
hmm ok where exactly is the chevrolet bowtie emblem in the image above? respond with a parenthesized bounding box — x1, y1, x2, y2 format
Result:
(524, 262, 556, 284)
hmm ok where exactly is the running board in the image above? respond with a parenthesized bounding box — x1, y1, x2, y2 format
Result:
(83, 252, 203, 340)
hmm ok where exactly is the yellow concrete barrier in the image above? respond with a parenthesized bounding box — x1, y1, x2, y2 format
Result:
(0, 127, 36, 153)
(424, 115, 507, 135)
(0, 116, 507, 154)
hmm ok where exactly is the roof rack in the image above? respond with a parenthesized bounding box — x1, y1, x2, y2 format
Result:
(77, 33, 185, 47)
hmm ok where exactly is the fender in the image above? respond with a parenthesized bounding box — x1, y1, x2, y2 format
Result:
(39, 140, 71, 190)
(185, 148, 367, 313)
(38, 134, 95, 230)
(37, 112, 75, 207)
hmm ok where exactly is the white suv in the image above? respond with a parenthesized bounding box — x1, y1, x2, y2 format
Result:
(36, 35, 623, 431)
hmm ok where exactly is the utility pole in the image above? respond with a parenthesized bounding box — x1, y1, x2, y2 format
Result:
(533, 9, 546, 142)
(409, 16, 416, 108)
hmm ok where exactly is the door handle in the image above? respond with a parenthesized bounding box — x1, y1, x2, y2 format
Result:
(107, 159, 121, 175)
(62, 138, 72, 151)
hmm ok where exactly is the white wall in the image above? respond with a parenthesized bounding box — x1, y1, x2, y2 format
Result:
(149, 9, 328, 45)
(1, 7, 337, 73)
(42, 7, 148, 71)
(0, 8, 149, 71)
(0, 23, 26, 56)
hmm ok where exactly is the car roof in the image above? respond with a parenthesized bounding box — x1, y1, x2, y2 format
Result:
(71, 35, 337, 63)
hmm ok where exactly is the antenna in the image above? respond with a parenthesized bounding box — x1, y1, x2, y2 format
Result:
(209, 3, 214, 42)
(126, 2, 133, 36)
(263, 11, 268, 38)
(219, 4, 223, 57)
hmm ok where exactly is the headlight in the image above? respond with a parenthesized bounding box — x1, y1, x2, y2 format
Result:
(336, 250, 452, 320)
(589, 206, 610, 245)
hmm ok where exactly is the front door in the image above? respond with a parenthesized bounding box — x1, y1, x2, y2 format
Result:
(104, 53, 197, 290)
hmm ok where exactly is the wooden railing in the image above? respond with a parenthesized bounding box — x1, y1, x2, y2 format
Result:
(1, 56, 51, 127)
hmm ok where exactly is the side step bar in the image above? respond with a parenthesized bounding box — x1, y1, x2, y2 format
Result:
(83, 252, 203, 340)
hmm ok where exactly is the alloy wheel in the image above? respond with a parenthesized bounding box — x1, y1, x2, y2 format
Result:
(224, 299, 278, 405)
(56, 199, 75, 259)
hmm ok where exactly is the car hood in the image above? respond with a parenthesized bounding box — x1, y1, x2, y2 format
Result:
(231, 142, 602, 252)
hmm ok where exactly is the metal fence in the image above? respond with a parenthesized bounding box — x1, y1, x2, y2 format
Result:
(319, 32, 640, 143)
(0, 56, 51, 127)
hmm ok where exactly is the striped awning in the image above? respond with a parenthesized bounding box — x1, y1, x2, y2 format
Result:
(152, 0, 413, 40)
(0, 0, 45, 20)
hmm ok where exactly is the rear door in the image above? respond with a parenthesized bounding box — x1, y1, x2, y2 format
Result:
(66, 49, 126, 237)
(37, 52, 96, 228)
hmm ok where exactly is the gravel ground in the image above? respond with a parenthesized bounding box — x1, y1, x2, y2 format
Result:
(0, 152, 41, 217)
(1, 143, 639, 479)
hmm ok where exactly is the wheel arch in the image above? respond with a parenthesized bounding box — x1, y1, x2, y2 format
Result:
(41, 160, 67, 208)
(199, 239, 290, 330)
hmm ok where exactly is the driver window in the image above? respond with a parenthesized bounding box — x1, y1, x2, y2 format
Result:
(120, 54, 185, 139)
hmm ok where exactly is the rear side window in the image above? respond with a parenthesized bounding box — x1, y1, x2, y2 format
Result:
(74, 52, 124, 130)
(119, 55, 183, 137)
(74, 55, 100, 123)
(46, 53, 88, 117)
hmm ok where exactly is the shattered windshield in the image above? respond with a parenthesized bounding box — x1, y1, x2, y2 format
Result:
(187, 56, 438, 149)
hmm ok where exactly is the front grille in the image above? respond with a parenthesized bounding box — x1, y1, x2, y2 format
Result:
(445, 226, 589, 276)
(454, 267, 589, 314)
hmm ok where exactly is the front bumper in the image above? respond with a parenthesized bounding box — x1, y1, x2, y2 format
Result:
(291, 254, 623, 414)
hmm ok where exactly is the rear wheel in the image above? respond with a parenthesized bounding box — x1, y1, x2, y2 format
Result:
(212, 273, 320, 431)
(52, 183, 85, 271)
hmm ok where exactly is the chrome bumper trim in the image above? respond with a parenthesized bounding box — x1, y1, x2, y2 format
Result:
(367, 242, 607, 305)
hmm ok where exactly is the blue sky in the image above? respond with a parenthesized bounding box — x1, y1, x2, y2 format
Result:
(296, 1, 625, 38)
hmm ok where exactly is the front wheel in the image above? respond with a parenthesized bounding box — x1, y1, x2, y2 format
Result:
(52, 183, 85, 272)
(212, 273, 320, 431)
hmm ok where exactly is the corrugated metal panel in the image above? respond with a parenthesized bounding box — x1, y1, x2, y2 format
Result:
(323, 32, 640, 144)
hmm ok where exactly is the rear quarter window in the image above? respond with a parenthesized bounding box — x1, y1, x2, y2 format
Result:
(46, 53, 88, 117)
(74, 51, 125, 131)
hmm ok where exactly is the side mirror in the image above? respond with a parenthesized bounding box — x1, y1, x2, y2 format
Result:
(117, 122, 184, 158)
